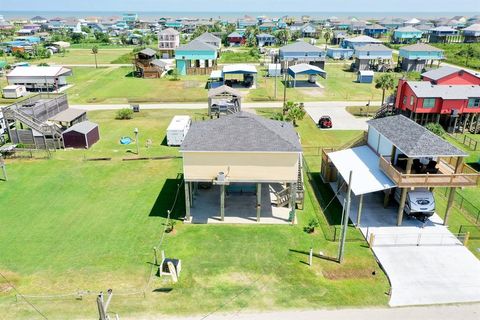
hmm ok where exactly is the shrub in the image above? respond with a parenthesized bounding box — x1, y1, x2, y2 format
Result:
(425, 122, 446, 137)
(115, 108, 133, 120)
(304, 218, 319, 234)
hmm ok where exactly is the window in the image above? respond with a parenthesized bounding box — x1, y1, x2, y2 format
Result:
(468, 98, 480, 108)
(423, 98, 435, 108)
(403, 96, 407, 105)
(410, 96, 414, 106)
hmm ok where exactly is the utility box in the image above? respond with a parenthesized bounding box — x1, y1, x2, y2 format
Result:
(167, 115, 191, 146)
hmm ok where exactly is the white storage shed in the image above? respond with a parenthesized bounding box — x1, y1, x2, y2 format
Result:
(2, 85, 27, 99)
(167, 115, 191, 146)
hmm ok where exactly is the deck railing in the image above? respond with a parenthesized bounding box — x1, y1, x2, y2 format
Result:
(379, 156, 480, 188)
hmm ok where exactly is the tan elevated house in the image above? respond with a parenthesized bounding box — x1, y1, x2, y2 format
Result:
(180, 112, 304, 224)
(322, 115, 480, 226)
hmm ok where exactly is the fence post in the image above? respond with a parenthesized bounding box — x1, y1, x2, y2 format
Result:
(463, 232, 470, 246)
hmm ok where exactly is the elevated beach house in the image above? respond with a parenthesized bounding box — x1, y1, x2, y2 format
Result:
(398, 43, 444, 72)
(279, 41, 326, 70)
(175, 39, 218, 75)
(158, 28, 180, 58)
(392, 26, 423, 44)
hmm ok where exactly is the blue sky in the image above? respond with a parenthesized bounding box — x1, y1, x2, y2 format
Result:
(1, 0, 479, 12)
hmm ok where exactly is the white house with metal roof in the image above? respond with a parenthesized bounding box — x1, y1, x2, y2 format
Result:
(6, 66, 72, 92)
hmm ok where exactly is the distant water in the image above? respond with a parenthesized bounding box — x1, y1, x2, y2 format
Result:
(1, 11, 478, 20)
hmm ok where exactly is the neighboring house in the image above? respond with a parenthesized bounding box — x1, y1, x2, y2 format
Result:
(342, 35, 382, 49)
(195, 32, 222, 49)
(428, 26, 460, 43)
(227, 32, 245, 46)
(403, 18, 421, 26)
(349, 21, 367, 34)
(279, 41, 326, 69)
(394, 66, 480, 131)
(30, 16, 48, 24)
(259, 21, 277, 32)
(7, 66, 72, 92)
(180, 112, 303, 224)
(175, 39, 218, 75)
(393, 26, 423, 44)
(353, 44, 393, 71)
(165, 20, 183, 29)
(463, 24, 480, 43)
(327, 47, 354, 59)
(158, 28, 180, 58)
(364, 24, 388, 38)
(321, 115, 475, 231)
(332, 30, 347, 45)
(134, 48, 166, 78)
(256, 33, 276, 47)
(379, 17, 403, 30)
(398, 43, 444, 72)
(301, 24, 318, 38)
(237, 18, 257, 29)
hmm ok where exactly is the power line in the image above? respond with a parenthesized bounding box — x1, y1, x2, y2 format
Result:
(0, 271, 48, 319)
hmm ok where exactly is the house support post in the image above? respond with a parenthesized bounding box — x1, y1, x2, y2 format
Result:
(338, 171, 353, 264)
(189, 182, 194, 207)
(289, 182, 297, 225)
(256, 183, 261, 222)
(356, 194, 364, 227)
(220, 184, 225, 221)
(397, 158, 413, 226)
(383, 189, 391, 208)
(184, 181, 191, 222)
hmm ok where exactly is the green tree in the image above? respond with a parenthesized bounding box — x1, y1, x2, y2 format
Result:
(456, 45, 476, 67)
(283, 100, 298, 115)
(91, 45, 99, 69)
(115, 108, 134, 120)
(425, 122, 446, 137)
(375, 73, 396, 105)
(286, 104, 306, 126)
(323, 31, 331, 49)
(275, 29, 290, 46)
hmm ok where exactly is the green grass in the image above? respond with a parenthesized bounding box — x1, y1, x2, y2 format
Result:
(0, 109, 389, 319)
(431, 43, 480, 70)
(345, 105, 382, 117)
(218, 50, 261, 64)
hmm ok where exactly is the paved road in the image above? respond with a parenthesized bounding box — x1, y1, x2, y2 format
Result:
(71, 100, 382, 110)
(121, 304, 480, 320)
(60, 63, 132, 68)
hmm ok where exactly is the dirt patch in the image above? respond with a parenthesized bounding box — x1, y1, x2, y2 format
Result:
(298, 88, 324, 97)
(323, 268, 376, 280)
(0, 270, 19, 294)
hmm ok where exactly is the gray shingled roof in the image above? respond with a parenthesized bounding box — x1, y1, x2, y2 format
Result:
(159, 27, 179, 35)
(208, 85, 241, 98)
(354, 43, 391, 52)
(395, 26, 421, 32)
(279, 41, 323, 53)
(180, 112, 302, 153)
(365, 24, 387, 30)
(228, 32, 243, 38)
(406, 81, 480, 99)
(176, 39, 217, 51)
(367, 115, 467, 157)
(464, 24, 480, 31)
(63, 121, 98, 135)
(196, 32, 221, 43)
(400, 43, 443, 52)
(420, 66, 480, 80)
(257, 33, 275, 38)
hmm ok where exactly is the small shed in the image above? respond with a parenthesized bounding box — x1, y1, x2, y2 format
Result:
(167, 115, 191, 146)
(357, 70, 374, 83)
(207, 85, 242, 116)
(2, 85, 27, 99)
(62, 121, 99, 149)
(268, 64, 281, 77)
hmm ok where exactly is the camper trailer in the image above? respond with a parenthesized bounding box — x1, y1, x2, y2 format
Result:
(167, 115, 191, 146)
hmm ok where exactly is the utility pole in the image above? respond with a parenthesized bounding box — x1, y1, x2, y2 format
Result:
(134, 127, 139, 155)
(338, 171, 353, 264)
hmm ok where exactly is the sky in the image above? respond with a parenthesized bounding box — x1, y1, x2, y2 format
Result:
(0, 0, 479, 12)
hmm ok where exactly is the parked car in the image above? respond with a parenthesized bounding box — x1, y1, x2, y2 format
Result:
(318, 115, 332, 128)
(394, 188, 435, 223)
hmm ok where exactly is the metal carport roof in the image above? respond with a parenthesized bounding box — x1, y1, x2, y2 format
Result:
(287, 63, 327, 79)
(328, 145, 396, 196)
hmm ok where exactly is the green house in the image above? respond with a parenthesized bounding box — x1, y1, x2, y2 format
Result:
(175, 39, 218, 76)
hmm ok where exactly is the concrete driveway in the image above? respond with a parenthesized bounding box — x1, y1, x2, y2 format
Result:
(335, 189, 480, 307)
(304, 103, 377, 130)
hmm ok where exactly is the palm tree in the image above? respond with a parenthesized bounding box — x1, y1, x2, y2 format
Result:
(286, 104, 306, 126)
(323, 31, 331, 50)
(283, 100, 298, 115)
(275, 29, 290, 46)
(375, 73, 395, 105)
(91, 45, 99, 69)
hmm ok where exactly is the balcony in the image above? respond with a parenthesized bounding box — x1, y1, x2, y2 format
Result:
(379, 155, 480, 188)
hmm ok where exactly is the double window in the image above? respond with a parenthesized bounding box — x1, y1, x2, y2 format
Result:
(468, 98, 480, 108)
(423, 98, 435, 108)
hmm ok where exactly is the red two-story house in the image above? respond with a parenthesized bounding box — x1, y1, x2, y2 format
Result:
(394, 66, 480, 132)
(227, 32, 246, 47)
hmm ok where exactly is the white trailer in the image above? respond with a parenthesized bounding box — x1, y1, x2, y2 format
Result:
(2, 85, 27, 99)
(167, 115, 191, 146)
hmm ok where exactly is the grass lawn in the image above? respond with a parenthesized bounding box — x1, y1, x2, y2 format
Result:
(218, 49, 261, 64)
(0, 109, 389, 319)
(66, 67, 209, 104)
(431, 43, 480, 70)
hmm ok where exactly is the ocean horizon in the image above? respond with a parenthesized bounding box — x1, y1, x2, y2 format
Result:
(1, 10, 479, 20)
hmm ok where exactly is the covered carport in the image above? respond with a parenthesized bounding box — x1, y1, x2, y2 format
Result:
(287, 63, 327, 88)
(325, 145, 396, 226)
(222, 64, 258, 88)
(207, 85, 242, 117)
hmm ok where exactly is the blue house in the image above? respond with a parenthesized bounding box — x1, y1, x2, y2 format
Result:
(398, 43, 444, 71)
(353, 44, 393, 71)
(342, 35, 382, 49)
(256, 33, 276, 47)
(429, 26, 460, 43)
(237, 19, 257, 29)
(279, 41, 326, 69)
(393, 26, 423, 44)
(326, 47, 354, 59)
(364, 24, 388, 38)
(463, 23, 480, 43)
(165, 20, 183, 29)
(175, 39, 218, 75)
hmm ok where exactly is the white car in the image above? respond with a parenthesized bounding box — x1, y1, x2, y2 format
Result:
(395, 188, 435, 222)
